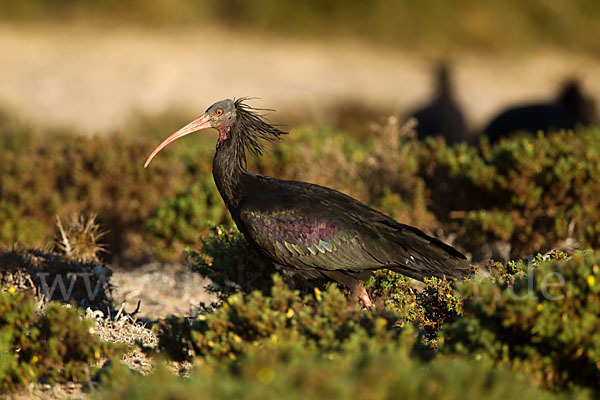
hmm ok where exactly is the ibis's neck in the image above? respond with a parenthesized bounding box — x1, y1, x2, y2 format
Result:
(212, 133, 251, 210)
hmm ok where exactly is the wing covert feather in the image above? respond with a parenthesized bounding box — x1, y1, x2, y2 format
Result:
(240, 209, 384, 271)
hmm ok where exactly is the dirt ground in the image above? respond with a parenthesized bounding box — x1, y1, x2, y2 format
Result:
(1, 24, 599, 134)
(110, 262, 214, 320)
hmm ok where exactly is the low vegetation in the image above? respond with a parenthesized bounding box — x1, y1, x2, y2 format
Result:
(94, 245, 599, 399)
(1, 108, 599, 397)
(144, 242, 598, 398)
(442, 250, 600, 391)
(1, 110, 599, 263)
(0, 291, 123, 392)
(98, 350, 563, 400)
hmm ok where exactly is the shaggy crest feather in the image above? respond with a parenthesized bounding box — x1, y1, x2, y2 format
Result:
(233, 98, 288, 163)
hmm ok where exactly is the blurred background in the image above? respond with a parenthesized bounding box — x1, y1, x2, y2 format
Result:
(1, 0, 599, 133)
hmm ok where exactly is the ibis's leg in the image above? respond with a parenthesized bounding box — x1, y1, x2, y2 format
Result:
(320, 270, 373, 309)
(354, 284, 373, 309)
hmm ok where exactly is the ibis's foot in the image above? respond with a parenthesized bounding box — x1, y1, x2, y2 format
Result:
(355, 284, 373, 309)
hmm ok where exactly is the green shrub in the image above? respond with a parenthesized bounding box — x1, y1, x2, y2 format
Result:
(365, 270, 463, 346)
(151, 233, 600, 397)
(186, 225, 278, 306)
(156, 275, 413, 362)
(0, 202, 46, 245)
(146, 177, 231, 250)
(0, 120, 209, 260)
(463, 209, 515, 245)
(0, 292, 122, 392)
(420, 129, 600, 257)
(441, 250, 600, 392)
(98, 347, 568, 400)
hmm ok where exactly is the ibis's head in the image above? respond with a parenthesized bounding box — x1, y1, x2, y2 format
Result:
(144, 99, 237, 168)
(557, 80, 597, 125)
(144, 98, 287, 168)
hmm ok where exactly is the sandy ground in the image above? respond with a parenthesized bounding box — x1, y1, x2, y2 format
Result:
(110, 262, 213, 319)
(1, 24, 599, 134)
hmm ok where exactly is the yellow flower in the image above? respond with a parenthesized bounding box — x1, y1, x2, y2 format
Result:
(197, 314, 207, 321)
(31, 355, 38, 364)
(587, 276, 596, 287)
(227, 296, 240, 305)
(233, 334, 242, 343)
(286, 308, 294, 318)
(256, 367, 275, 384)
(271, 334, 278, 345)
(314, 288, 322, 302)
(378, 318, 388, 327)
(526, 143, 534, 152)
(8, 286, 15, 295)
(536, 304, 543, 311)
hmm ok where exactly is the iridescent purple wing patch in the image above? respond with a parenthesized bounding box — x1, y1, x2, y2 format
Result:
(245, 211, 347, 257)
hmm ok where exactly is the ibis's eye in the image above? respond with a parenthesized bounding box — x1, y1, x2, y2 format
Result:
(216, 109, 223, 116)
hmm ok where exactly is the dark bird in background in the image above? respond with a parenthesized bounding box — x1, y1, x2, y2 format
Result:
(483, 79, 597, 144)
(145, 99, 470, 307)
(408, 63, 468, 145)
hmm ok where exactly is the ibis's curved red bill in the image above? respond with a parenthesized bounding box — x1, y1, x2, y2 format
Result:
(144, 113, 212, 168)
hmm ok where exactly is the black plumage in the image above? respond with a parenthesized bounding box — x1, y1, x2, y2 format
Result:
(145, 98, 470, 307)
(409, 63, 468, 144)
(484, 79, 597, 144)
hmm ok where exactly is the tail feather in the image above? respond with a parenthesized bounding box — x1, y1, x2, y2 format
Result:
(390, 257, 471, 282)
(384, 222, 472, 281)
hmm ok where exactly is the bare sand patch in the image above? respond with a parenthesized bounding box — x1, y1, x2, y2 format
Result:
(1, 24, 599, 133)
